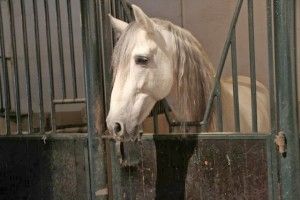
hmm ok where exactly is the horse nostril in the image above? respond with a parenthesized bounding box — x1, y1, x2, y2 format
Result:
(113, 122, 122, 135)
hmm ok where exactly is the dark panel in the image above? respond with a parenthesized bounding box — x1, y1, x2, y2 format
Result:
(0, 137, 89, 200)
(109, 138, 268, 200)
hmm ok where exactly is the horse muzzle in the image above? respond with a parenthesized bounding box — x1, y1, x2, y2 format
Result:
(106, 120, 142, 142)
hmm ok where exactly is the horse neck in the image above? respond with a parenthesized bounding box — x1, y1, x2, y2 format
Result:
(166, 69, 214, 123)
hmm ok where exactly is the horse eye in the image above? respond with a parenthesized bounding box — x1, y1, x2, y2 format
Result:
(135, 56, 149, 66)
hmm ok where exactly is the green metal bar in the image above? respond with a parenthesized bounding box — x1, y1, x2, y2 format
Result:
(8, 0, 22, 134)
(230, 28, 240, 132)
(81, 0, 108, 199)
(44, 0, 57, 133)
(20, 0, 33, 133)
(120, 0, 132, 21)
(53, 98, 86, 104)
(247, 0, 258, 132)
(107, 141, 122, 200)
(103, 132, 273, 141)
(0, 133, 88, 140)
(0, 5, 11, 135)
(266, 0, 279, 199)
(215, 82, 223, 131)
(274, 0, 300, 199)
(55, 0, 67, 99)
(101, 0, 113, 116)
(33, 0, 45, 134)
(67, 0, 78, 99)
(201, 0, 243, 128)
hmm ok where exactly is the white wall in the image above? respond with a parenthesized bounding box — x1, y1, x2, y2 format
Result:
(129, 0, 299, 100)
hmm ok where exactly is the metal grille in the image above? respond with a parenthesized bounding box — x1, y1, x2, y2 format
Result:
(0, 0, 86, 135)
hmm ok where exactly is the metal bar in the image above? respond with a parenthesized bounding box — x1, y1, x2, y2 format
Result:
(115, 0, 120, 19)
(215, 82, 223, 131)
(44, 0, 56, 133)
(230, 28, 240, 132)
(118, 0, 124, 20)
(67, 0, 78, 99)
(53, 98, 86, 104)
(274, 0, 300, 199)
(162, 100, 174, 132)
(110, 0, 117, 45)
(20, 0, 33, 133)
(81, 0, 108, 199)
(107, 141, 122, 200)
(33, 0, 45, 134)
(171, 121, 202, 127)
(267, 0, 276, 134)
(266, 1, 279, 199)
(201, 0, 244, 128)
(120, 0, 132, 21)
(101, 0, 113, 116)
(0, 132, 88, 140)
(0, 6, 11, 135)
(247, 0, 258, 132)
(8, 0, 21, 134)
(153, 111, 158, 134)
(139, 132, 271, 141)
(55, 0, 67, 99)
(0, 58, 3, 109)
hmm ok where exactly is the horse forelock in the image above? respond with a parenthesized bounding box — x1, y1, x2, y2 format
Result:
(111, 22, 141, 83)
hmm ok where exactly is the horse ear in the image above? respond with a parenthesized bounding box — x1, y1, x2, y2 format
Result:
(132, 4, 155, 32)
(108, 14, 128, 36)
(132, 5, 167, 54)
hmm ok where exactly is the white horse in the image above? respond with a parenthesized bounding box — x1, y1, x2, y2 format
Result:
(106, 5, 269, 141)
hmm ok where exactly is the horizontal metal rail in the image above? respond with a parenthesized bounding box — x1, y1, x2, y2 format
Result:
(103, 132, 271, 141)
(53, 98, 86, 104)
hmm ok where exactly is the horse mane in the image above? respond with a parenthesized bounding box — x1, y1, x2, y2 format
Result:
(153, 19, 215, 125)
(111, 19, 216, 128)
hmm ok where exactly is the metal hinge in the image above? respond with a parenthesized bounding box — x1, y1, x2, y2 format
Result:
(274, 131, 287, 157)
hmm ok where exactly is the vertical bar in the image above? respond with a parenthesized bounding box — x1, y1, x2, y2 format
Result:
(55, 0, 66, 99)
(33, 0, 45, 133)
(266, 0, 279, 199)
(20, 0, 33, 133)
(100, 0, 113, 116)
(201, 0, 244, 126)
(8, 0, 21, 134)
(247, 0, 258, 132)
(44, 0, 56, 132)
(0, 60, 3, 110)
(81, 0, 108, 199)
(274, 0, 300, 199)
(215, 82, 223, 131)
(67, 0, 78, 99)
(120, 0, 132, 21)
(110, 0, 117, 45)
(108, 141, 122, 200)
(153, 109, 158, 134)
(0, 5, 11, 135)
(231, 28, 240, 132)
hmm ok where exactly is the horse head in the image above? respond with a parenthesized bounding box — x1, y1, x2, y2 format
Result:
(106, 5, 175, 141)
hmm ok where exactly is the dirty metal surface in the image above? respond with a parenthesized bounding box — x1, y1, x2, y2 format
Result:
(109, 138, 268, 200)
(0, 136, 89, 200)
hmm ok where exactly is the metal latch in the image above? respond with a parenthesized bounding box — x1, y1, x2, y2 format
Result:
(274, 131, 287, 157)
